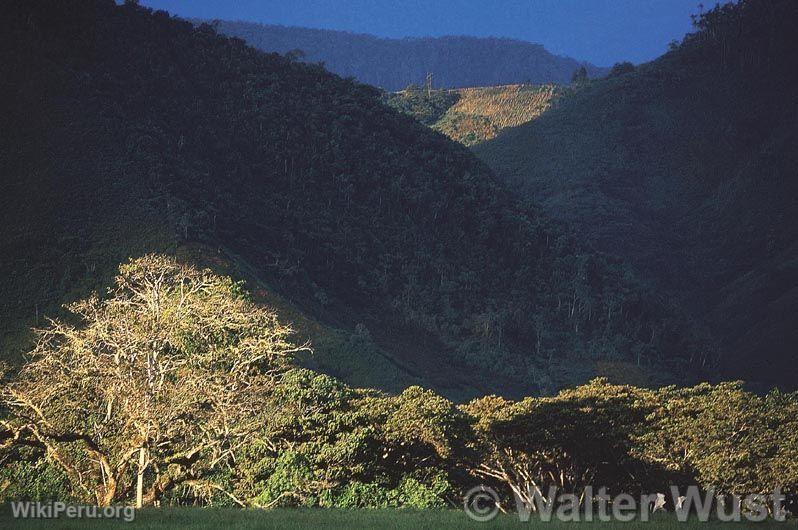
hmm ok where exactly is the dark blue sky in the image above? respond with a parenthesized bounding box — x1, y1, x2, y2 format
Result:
(139, 0, 717, 66)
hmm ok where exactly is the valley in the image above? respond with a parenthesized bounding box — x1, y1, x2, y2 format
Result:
(1, 0, 796, 522)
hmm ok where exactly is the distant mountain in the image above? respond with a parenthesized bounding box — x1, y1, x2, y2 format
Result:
(0, 0, 701, 400)
(475, 0, 798, 389)
(204, 20, 609, 90)
(385, 84, 565, 146)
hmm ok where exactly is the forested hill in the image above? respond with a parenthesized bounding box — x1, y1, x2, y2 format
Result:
(203, 20, 608, 89)
(475, 0, 798, 389)
(0, 0, 703, 399)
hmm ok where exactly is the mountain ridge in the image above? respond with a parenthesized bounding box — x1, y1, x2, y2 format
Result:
(203, 19, 609, 90)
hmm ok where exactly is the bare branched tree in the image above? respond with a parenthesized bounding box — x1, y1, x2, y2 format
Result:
(1, 255, 306, 506)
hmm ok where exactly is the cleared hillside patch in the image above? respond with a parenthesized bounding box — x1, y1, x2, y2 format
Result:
(434, 84, 564, 145)
(386, 84, 564, 146)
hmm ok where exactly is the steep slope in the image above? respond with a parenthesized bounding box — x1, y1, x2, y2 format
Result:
(205, 20, 608, 90)
(475, 0, 798, 389)
(385, 84, 564, 146)
(0, 0, 701, 399)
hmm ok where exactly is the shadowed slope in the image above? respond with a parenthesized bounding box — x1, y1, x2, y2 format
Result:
(1, 0, 701, 398)
(476, 0, 798, 389)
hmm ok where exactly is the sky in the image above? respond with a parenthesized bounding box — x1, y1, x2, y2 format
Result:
(138, 0, 715, 66)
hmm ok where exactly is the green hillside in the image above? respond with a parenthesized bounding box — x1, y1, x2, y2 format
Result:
(386, 84, 564, 146)
(3, 0, 798, 516)
(0, 0, 703, 399)
(475, 0, 798, 389)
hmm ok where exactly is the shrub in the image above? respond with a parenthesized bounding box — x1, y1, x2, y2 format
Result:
(322, 481, 396, 509)
(0, 454, 73, 503)
(254, 452, 316, 508)
(396, 473, 450, 509)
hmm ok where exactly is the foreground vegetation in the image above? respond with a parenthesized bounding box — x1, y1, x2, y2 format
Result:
(2, 258, 796, 511)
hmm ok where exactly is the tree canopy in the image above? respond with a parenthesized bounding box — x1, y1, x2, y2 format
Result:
(1, 256, 301, 505)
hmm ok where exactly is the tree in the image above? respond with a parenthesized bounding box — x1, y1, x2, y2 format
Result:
(638, 383, 798, 497)
(608, 62, 635, 78)
(244, 376, 471, 508)
(1, 255, 303, 506)
(571, 65, 588, 85)
(463, 379, 658, 510)
(285, 48, 306, 62)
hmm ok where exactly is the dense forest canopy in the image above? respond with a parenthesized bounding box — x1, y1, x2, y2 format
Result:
(204, 20, 608, 90)
(475, 0, 798, 390)
(2, 257, 796, 509)
(0, 0, 708, 398)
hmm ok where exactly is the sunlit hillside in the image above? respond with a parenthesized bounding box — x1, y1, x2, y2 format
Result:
(386, 84, 564, 146)
(435, 84, 564, 145)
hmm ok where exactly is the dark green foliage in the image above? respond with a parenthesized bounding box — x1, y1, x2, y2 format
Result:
(608, 61, 635, 77)
(476, 0, 798, 389)
(253, 451, 316, 508)
(0, 453, 73, 503)
(238, 364, 798, 509)
(2, 262, 795, 509)
(382, 86, 460, 126)
(207, 21, 609, 90)
(463, 380, 662, 503)
(570, 66, 588, 85)
(233, 370, 798, 508)
(0, 0, 696, 398)
(463, 378, 798, 506)
(638, 382, 798, 497)
(236, 369, 468, 508)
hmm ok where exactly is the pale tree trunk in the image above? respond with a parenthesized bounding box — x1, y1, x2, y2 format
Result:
(136, 447, 146, 508)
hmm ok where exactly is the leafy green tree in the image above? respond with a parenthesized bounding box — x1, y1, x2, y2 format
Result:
(242, 376, 470, 508)
(463, 379, 658, 509)
(638, 382, 798, 497)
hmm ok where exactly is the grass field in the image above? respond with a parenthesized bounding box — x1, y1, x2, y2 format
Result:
(1, 507, 795, 530)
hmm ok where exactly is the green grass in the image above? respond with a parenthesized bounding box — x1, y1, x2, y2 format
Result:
(0, 507, 794, 530)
